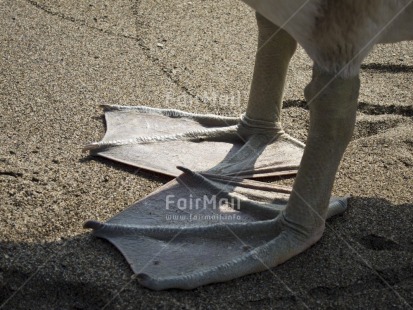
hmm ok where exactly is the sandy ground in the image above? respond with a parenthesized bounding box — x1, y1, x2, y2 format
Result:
(1, 0, 412, 309)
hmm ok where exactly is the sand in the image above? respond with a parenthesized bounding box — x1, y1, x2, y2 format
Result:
(1, 0, 412, 309)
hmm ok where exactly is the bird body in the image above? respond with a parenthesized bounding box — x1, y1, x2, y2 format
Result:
(242, 0, 413, 76)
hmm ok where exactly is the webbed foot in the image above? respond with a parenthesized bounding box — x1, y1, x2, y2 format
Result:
(83, 105, 304, 178)
(84, 168, 347, 290)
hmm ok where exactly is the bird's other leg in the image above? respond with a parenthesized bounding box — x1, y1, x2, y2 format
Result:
(283, 67, 360, 242)
(236, 12, 297, 139)
(243, 12, 296, 126)
(206, 14, 301, 175)
(84, 14, 303, 179)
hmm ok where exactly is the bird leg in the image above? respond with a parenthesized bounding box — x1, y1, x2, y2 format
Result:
(206, 13, 300, 175)
(245, 13, 297, 123)
(83, 14, 304, 178)
(283, 67, 359, 237)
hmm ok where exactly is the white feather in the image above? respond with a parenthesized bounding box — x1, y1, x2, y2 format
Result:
(242, 0, 413, 77)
